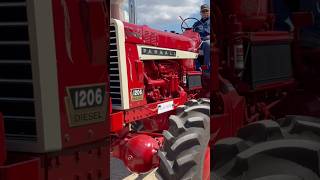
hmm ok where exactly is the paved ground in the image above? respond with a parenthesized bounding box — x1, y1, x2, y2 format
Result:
(111, 157, 216, 179)
(110, 158, 157, 180)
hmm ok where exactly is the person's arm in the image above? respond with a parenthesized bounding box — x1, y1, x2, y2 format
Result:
(193, 21, 200, 32)
(273, 0, 294, 31)
(285, 18, 295, 31)
(205, 19, 210, 35)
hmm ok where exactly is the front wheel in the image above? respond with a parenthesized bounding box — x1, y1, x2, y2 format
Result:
(156, 99, 210, 180)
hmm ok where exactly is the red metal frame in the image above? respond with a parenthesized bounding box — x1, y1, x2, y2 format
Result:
(110, 95, 187, 133)
(211, 79, 246, 141)
(202, 146, 210, 180)
(44, 140, 108, 180)
(1, 141, 108, 180)
(110, 111, 124, 133)
(0, 155, 40, 180)
(124, 97, 187, 123)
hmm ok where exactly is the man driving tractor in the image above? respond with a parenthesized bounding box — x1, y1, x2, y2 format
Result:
(193, 4, 210, 70)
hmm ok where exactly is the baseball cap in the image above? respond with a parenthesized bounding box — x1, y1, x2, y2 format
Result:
(201, 4, 209, 11)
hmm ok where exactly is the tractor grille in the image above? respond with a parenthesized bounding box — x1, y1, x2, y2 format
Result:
(0, 0, 37, 141)
(109, 25, 122, 108)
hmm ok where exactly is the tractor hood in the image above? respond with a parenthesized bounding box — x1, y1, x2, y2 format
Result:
(122, 21, 202, 53)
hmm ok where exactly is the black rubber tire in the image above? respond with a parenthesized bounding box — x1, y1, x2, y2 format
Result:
(212, 116, 320, 180)
(156, 99, 210, 180)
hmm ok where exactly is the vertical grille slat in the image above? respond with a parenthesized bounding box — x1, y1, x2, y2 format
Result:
(109, 25, 122, 108)
(0, 0, 37, 140)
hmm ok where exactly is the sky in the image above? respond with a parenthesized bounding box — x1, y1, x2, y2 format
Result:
(122, 0, 210, 33)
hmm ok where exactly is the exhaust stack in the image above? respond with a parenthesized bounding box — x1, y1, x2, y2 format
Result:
(128, 0, 136, 24)
(110, 0, 125, 21)
(110, 0, 136, 24)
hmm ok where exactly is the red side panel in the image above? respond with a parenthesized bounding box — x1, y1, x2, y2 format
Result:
(124, 43, 147, 109)
(51, 0, 109, 148)
(0, 157, 40, 180)
(46, 141, 108, 180)
(211, 84, 246, 142)
(110, 111, 124, 133)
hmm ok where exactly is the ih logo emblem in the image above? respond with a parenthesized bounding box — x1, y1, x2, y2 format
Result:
(142, 47, 176, 57)
(131, 88, 144, 101)
(65, 84, 108, 127)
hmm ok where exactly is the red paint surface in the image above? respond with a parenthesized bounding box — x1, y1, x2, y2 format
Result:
(51, 0, 109, 148)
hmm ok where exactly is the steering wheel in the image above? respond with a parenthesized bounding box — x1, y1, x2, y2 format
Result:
(181, 17, 204, 32)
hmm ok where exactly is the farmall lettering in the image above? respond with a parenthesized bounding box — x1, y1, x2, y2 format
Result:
(65, 84, 107, 127)
(142, 47, 176, 57)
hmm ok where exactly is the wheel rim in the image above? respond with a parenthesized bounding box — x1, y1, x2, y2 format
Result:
(202, 146, 210, 180)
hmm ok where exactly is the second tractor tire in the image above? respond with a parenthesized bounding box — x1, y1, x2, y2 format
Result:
(212, 116, 320, 180)
(156, 99, 210, 180)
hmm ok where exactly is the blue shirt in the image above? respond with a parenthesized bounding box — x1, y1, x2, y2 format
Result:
(193, 17, 210, 40)
(300, 0, 320, 28)
(273, 0, 291, 31)
(299, 0, 320, 47)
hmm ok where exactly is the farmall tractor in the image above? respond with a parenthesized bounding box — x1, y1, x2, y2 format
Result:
(0, 0, 210, 179)
(109, 1, 211, 179)
(211, 0, 320, 179)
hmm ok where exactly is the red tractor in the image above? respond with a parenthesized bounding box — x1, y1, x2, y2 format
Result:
(109, 1, 211, 179)
(211, 0, 320, 179)
(0, 0, 211, 179)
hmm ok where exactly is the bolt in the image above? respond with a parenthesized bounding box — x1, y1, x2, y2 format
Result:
(88, 149, 93, 155)
(87, 172, 93, 180)
(55, 156, 61, 166)
(97, 169, 103, 179)
(74, 175, 80, 180)
(88, 129, 94, 138)
(127, 155, 133, 161)
(64, 134, 70, 142)
(75, 152, 80, 163)
(97, 147, 102, 157)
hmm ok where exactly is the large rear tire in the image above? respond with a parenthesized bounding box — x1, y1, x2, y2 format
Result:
(156, 99, 210, 180)
(212, 116, 320, 180)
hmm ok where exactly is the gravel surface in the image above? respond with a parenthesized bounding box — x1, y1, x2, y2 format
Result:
(110, 158, 132, 180)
